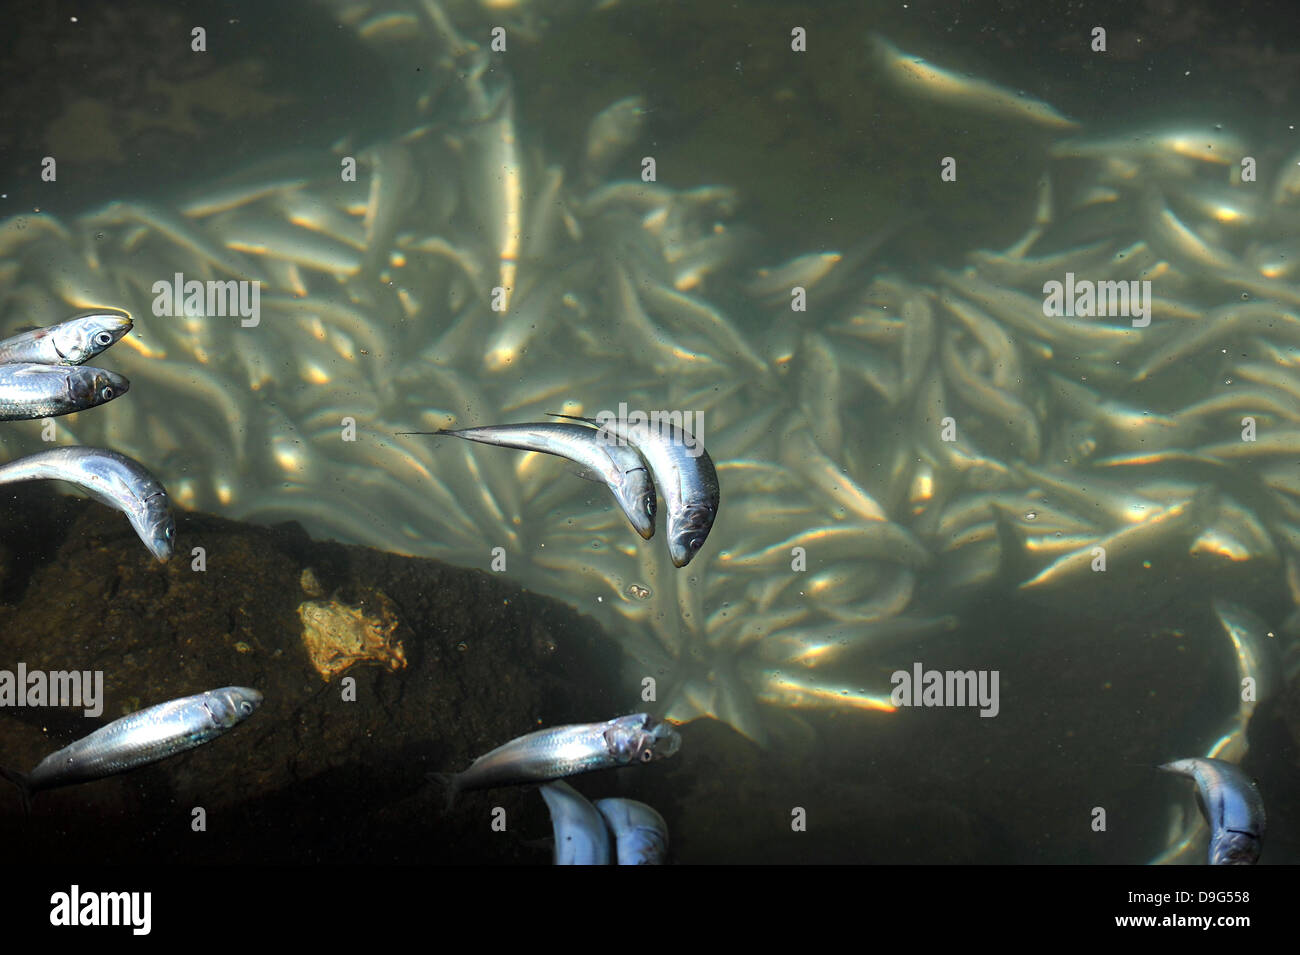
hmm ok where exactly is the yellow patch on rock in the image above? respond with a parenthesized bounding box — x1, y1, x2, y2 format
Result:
(297, 589, 406, 682)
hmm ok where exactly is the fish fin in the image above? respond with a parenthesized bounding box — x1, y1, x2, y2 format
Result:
(0, 766, 33, 819)
(572, 468, 603, 484)
(545, 411, 598, 425)
(426, 771, 459, 812)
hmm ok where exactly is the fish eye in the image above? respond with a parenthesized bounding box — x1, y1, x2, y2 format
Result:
(239, 701, 253, 715)
(639, 748, 654, 763)
(93, 331, 114, 347)
(100, 386, 115, 401)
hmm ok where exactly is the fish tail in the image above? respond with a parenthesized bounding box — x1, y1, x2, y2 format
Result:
(0, 766, 33, 819)
(426, 772, 460, 812)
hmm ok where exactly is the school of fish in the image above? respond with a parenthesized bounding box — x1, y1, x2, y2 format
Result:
(0, 3, 1293, 862)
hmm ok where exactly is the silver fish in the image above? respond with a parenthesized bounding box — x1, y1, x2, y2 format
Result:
(437, 713, 681, 805)
(540, 781, 611, 865)
(0, 687, 262, 811)
(871, 34, 1078, 130)
(551, 412, 719, 567)
(0, 363, 128, 420)
(594, 797, 669, 864)
(399, 422, 656, 539)
(1159, 757, 1265, 865)
(0, 309, 133, 366)
(0, 447, 175, 561)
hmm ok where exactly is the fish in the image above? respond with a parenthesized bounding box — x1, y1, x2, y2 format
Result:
(0, 447, 176, 561)
(397, 421, 657, 539)
(548, 412, 719, 567)
(0, 687, 262, 813)
(1159, 757, 1265, 865)
(582, 95, 647, 184)
(0, 363, 128, 420)
(434, 713, 681, 806)
(871, 34, 1078, 130)
(593, 797, 669, 864)
(0, 309, 133, 366)
(540, 781, 611, 865)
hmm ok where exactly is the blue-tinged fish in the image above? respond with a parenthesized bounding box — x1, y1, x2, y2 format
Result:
(540, 781, 611, 865)
(397, 422, 656, 539)
(435, 713, 681, 807)
(1159, 757, 1265, 865)
(0, 363, 127, 420)
(0, 687, 262, 813)
(548, 411, 719, 567)
(0, 309, 133, 366)
(0, 447, 175, 561)
(594, 797, 669, 864)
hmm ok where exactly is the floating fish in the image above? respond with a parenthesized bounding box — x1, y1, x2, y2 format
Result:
(0, 687, 262, 813)
(549, 412, 719, 567)
(0, 363, 128, 420)
(434, 713, 681, 807)
(594, 796, 670, 864)
(540, 781, 611, 865)
(0, 309, 133, 366)
(399, 422, 657, 539)
(0, 447, 175, 561)
(1159, 757, 1265, 865)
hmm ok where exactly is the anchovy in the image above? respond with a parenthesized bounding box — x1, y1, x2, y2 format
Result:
(540, 781, 611, 865)
(436, 713, 681, 805)
(0, 447, 175, 561)
(594, 797, 669, 864)
(397, 422, 656, 539)
(0, 687, 262, 812)
(0, 309, 133, 366)
(549, 412, 719, 567)
(1159, 757, 1265, 865)
(0, 363, 128, 420)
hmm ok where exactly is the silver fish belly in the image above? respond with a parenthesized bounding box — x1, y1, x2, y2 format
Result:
(551, 412, 720, 567)
(0, 309, 133, 366)
(11, 687, 261, 798)
(540, 781, 611, 865)
(0, 447, 175, 561)
(594, 797, 669, 864)
(446, 712, 681, 799)
(0, 363, 128, 420)
(400, 422, 656, 539)
(1160, 757, 1265, 865)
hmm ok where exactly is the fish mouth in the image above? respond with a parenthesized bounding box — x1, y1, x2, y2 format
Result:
(652, 727, 682, 758)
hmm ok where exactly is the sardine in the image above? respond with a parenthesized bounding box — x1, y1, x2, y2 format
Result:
(0, 687, 262, 812)
(0, 447, 175, 561)
(594, 797, 669, 864)
(436, 713, 681, 805)
(1159, 757, 1265, 865)
(0, 310, 133, 366)
(0, 363, 128, 420)
(550, 411, 719, 567)
(871, 34, 1078, 129)
(540, 781, 611, 865)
